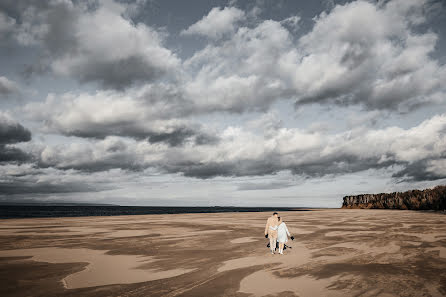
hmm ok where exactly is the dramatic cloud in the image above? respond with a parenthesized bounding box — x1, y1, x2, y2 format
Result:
(5, 0, 446, 110)
(292, 0, 446, 111)
(51, 1, 179, 89)
(424, 159, 446, 180)
(183, 19, 294, 113)
(392, 159, 446, 182)
(181, 6, 245, 39)
(0, 146, 30, 163)
(19, 113, 446, 184)
(23, 89, 218, 145)
(0, 112, 32, 163)
(1, 0, 446, 204)
(2, 0, 179, 89)
(0, 163, 113, 195)
(179, 0, 446, 114)
(0, 112, 31, 144)
(158, 113, 446, 181)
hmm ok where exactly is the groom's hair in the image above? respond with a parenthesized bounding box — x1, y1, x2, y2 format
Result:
(273, 212, 278, 215)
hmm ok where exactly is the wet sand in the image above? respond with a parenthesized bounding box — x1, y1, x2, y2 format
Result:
(0, 209, 445, 296)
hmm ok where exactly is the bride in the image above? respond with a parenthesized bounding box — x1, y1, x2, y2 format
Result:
(277, 217, 292, 254)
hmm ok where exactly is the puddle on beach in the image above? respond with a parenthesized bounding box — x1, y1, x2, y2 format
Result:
(0, 247, 194, 289)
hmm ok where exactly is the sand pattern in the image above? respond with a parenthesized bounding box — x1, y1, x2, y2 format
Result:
(0, 247, 193, 289)
(0, 209, 445, 297)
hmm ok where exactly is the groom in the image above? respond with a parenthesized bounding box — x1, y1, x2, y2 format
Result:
(264, 212, 279, 254)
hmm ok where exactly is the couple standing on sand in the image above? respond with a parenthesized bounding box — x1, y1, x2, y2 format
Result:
(264, 212, 294, 255)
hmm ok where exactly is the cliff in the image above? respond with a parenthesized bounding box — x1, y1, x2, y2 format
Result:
(342, 185, 446, 210)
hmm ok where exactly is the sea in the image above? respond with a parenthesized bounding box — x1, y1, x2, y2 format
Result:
(0, 205, 313, 219)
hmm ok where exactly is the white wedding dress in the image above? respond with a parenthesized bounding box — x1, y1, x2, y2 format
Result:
(277, 222, 290, 243)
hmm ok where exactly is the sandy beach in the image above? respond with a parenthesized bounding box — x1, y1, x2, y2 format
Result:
(0, 209, 445, 297)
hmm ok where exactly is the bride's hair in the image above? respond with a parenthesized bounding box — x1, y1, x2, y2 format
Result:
(277, 216, 281, 221)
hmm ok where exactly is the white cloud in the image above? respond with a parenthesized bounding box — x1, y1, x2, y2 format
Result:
(181, 6, 245, 39)
(8, 0, 179, 89)
(6, 0, 446, 110)
(280, 15, 300, 32)
(51, 0, 179, 89)
(184, 19, 293, 112)
(291, 0, 446, 111)
(17, 111, 446, 182)
(0, 76, 19, 97)
(179, 0, 446, 115)
(23, 88, 216, 146)
(2, 0, 446, 200)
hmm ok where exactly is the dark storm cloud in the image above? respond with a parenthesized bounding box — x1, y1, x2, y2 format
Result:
(163, 155, 395, 180)
(194, 133, 220, 145)
(62, 124, 217, 147)
(0, 164, 113, 195)
(37, 151, 144, 173)
(0, 117, 31, 144)
(392, 158, 446, 182)
(0, 159, 124, 197)
(0, 145, 31, 163)
(0, 114, 32, 163)
(170, 162, 236, 179)
(73, 55, 168, 90)
(147, 129, 193, 146)
(148, 128, 219, 147)
(64, 123, 176, 141)
(0, 180, 96, 195)
(163, 158, 280, 179)
(289, 155, 398, 178)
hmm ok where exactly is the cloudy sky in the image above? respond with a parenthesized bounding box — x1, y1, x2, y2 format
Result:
(1, 0, 446, 207)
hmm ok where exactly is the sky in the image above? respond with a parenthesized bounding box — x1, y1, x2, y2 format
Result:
(1, 0, 446, 207)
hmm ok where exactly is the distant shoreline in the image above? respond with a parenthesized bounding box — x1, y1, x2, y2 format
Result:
(0, 205, 326, 219)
